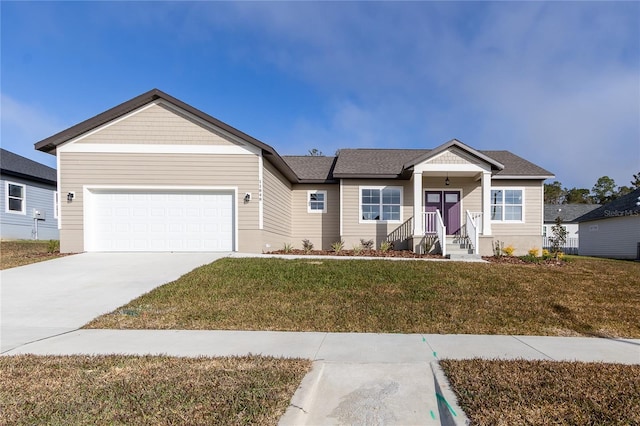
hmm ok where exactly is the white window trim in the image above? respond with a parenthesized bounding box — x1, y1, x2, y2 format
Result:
(359, 185, 403, 224)
(307, 190, 327, 214)
(54, 191, 59, 219)
(5, 181, 26, 215)
(490, 186, 525, 223)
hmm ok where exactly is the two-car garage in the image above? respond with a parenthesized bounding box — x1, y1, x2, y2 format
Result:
(84, 189, 235, 252)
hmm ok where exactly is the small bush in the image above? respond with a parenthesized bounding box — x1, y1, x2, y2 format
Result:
(47, 240, 60, 253)
(301, 239, 314, 254)
(502, 245, 515, 256)
(422, 235, 437, 254)
(379, 241, 393, 252)
(493, 240, 504, 258)
(528, 247, 539, 257)
(360, 239, 374, 250)
(520, 254, 542, 264)
(282, 243, 293, 253)
(352, 244, 362, 255)
(331, 240, 344, 253)
(542, 249, 551, 259)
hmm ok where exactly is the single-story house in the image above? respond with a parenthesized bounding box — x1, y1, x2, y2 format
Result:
(1, 148, 59, 240)
(34, 89, 553, 256)
(543, 204, 600, 254)
(576, 188, 640, 260)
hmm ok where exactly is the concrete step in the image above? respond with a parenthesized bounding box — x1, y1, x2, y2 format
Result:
(446, 253, 483, 261)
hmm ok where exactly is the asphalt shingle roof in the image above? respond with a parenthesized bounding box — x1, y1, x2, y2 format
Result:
(544, 204, 601, 223)
(282, 156, 337, 182)
(0, 149, 56, 184)
(576, 188, 640, 222)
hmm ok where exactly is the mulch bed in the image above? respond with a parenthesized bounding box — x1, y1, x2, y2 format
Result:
(268, 249, 444, 259)
(482, 255, 565, 266)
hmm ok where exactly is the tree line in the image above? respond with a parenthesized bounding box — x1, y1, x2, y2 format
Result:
(544, 172, 640, 205)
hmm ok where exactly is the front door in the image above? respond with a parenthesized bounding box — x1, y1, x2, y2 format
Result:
(425, 191, 461, 235)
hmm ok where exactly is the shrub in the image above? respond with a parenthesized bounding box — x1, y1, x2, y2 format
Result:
(282, 243, 293, 253)
(331, 240, 344, 253)
(379, 241, 393, 252)
(360, 239, 374, 250)
(502, 245, 515, 256)
(352, 244, 362, 255)
(521, 254, 542, 264)
(493, 240, 504, 258)
(47, 240, 60, 253)
(528, 247, 539, 257)
(542, 249, 551, 259)
(301, 239, 314, 254)
(549, 216, 568, 258)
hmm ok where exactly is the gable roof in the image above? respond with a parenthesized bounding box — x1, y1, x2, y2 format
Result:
(34, 88, 299, 183)
(282, 156, 337, 183)
(404, 139, 504, 171)
(33, 89, 553, 184)
(576, 188, 640, 223)
(544, 204, 601, 223)
(0, 149, 56, 185)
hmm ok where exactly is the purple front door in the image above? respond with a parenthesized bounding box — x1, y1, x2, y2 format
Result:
(425, 191, 461, 235)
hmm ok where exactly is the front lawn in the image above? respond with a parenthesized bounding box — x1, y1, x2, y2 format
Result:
(440, 359, 640, 425)
(0, 355, 310, 425)
(86, 257, 640, 338)
(0, 240, 67, 270)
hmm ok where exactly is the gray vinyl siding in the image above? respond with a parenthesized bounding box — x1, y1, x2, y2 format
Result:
(341, 179, 414, 248)
(579, 216, 640, 259)
(0, 175, 59, 240)
(291, 184, 340, 250)
(58, 152, 259, 252)
(77, 103, 238, 146)
(262, 159, 292, 239)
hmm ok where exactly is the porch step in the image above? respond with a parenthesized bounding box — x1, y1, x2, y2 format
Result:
(446, 252, 482, 261)
(445, 237, 481, 260)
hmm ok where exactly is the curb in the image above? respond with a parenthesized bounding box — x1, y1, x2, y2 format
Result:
(430, 361, 471, 426)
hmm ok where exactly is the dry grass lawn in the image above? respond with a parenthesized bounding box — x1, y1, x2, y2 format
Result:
(440, 359, 640, 425)
(0, 240, 67, 270)
(86, 256, 640, 338)
(0, 355, 310, 425)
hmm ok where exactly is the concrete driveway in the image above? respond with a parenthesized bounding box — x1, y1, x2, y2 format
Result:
(0, 252, 228, 353)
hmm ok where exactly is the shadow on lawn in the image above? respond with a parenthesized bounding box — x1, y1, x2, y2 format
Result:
(550, 303, 613, 339)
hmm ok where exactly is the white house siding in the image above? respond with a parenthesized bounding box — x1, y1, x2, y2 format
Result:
(261, 159, 292, 252)
(0, 175, 59, 240)
(579, 216, 640, 260)
(341, 179, 414, 249)
(58, 152, 259, 253)
(291, 184, 340, 250)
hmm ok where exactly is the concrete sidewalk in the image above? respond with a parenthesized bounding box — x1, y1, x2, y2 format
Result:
(4, 330, 639, 425)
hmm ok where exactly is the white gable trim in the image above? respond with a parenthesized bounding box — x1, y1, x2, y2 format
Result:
(58, 143, 257, 155)
(412, 148, 492, 174)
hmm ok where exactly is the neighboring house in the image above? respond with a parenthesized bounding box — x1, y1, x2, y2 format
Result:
(34, 89, 553, 256)
(543, 204, 600, 254)
(0, 149, 59, 240)
(576, 188, 640, 260)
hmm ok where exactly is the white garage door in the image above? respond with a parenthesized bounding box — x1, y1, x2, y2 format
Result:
(88, 190, 234, 252)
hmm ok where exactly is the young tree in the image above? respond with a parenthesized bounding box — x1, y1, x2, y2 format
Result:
(549, 216, 568, 259)
(544, 181, 565, 204)
(591, 176, 617, 204)
(307, 148, 324, 156)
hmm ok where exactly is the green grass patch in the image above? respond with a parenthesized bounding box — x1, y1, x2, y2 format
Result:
(440, 359, 640, 425)
(0, 355, 310, 425)
(0, 240, 67, 270)
(86, 257, 640, 337)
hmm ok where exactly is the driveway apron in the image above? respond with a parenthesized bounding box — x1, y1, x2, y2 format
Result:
(0, 252, 227, 353)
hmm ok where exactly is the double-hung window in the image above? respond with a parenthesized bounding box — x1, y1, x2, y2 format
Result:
(491, 188, 523, 222)
(360, 186, 402, 222)
(307, 190, 327, 213)
(6, 182, 26, 214)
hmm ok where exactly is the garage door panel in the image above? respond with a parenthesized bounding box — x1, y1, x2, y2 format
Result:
(89, 190, 234, 252)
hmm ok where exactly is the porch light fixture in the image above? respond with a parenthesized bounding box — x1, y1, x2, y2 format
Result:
(445, 175, 450, 186)
(67, 192, 75, 202)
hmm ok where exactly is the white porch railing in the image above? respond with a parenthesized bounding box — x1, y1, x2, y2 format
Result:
(423, 211, 437, 234)
(435, 209, 446, 258)
(466, 211, 482, 254)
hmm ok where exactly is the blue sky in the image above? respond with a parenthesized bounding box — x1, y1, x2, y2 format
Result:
(2, 1, 638, 190)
